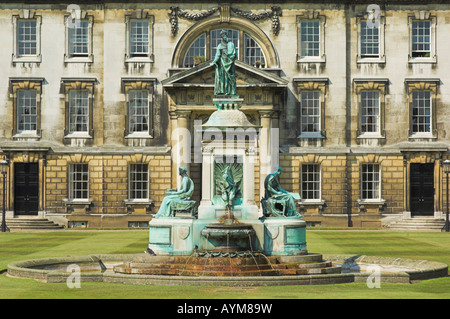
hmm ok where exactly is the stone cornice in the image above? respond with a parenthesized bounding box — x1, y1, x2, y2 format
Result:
(353, 78, 389, 94)
(9, 77, 45, 94)
(121, 77, 157, 93)
(162, 60, 288, 88)
(404, 78, 440, 94)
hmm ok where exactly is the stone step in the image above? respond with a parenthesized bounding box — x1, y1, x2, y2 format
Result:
(5, 218, 64, 230)
(390, 229, 444, 233)
(396, 218, 445, 223)
(392, 220, 444, 225)
(392, 223, 444, 228)
(115, 265, 341, 276)
(388, 218, 446, 232)
(126, 260, 333, 270)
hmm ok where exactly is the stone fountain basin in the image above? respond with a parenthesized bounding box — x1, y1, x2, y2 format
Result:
(201, 223, 255, 239)
(6, 253, 448, 286)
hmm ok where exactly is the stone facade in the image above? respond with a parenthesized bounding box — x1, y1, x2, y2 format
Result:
(0, 0, 449, 228)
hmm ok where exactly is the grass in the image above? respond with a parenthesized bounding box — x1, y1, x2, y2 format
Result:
(0, 230, 449, 299)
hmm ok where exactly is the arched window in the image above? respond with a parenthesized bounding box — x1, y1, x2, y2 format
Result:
(183, 33, 206, 68)
(182, 28, 266, 68)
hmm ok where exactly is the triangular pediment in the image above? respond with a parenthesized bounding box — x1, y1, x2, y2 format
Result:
(162, 60, 288, 89)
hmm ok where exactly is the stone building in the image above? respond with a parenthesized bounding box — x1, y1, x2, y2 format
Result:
(0, 0, 449, 229)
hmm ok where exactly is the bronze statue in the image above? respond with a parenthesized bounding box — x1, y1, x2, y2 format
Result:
(154, 167, 195, 217)
(219, 166, 238, 208)
(210, 29, 237, 96)
(261, 166, 302, 218)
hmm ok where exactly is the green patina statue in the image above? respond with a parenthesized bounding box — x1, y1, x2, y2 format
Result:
(261, 166, 302, 218)
(219, 166, 239, 208)
(154, 166, 195, 217)
(210, 29, 238, 97)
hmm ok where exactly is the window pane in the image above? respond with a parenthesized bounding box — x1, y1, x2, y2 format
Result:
(210, 29, 239, 60)
(360, 21, 379, 57)
(69, 90, 89, 133)
(301, 164, 320, 200)
(360, 91, 380, 133)
(361, 164, 380, 200)
(69, 20, 89, 55)
(244, 34, 266, 67)
(18, 20, 37, 56)
(300, 20, 320, 57)
(17, 90, 37, 132)
(130, 20, 149, 56)
(129, 164, 148, 199)
(412, 91, 431, 133)
(412, 21, 431, 58)
(69, 164, 89, 199)
(183, 33, 207, 67)
(129, 90, 149, 133)
(301, 91, 320, 133)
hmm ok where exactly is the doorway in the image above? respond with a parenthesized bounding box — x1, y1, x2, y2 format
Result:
(410, 163, 434, 216)
(14, 163, 39, 216)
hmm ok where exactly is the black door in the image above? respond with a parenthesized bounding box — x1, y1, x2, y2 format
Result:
(14, 163, 39, 216)
(410, 163, 434, 216)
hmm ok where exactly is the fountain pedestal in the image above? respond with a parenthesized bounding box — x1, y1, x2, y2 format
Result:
(263, 217, 307, 255)
(148, 217, 195, 255)
(149, 96, 307, 256)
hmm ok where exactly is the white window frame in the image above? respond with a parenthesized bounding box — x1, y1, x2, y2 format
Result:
(16, 89, 38, 134)
(354, 79, 388, 141)
(10, 77, 43, 140)
(128, 163, 149, 200)
(296, 13, 326, 64)
(68, 163, 89, 200)
(183, 33, 207, 68)
(359, 90, 381, 136)
(122, 78, 155, 139)
(360, 163, 381, 201)
(128, 90, 150, 136)
(300, 90, 321, 137)
(357, 15, 385, 64)
(61, 78, 96, 140)
(301, 164, 321, 202)
(411, 90, 432, 136)
(408, 13, 436, 64)
(12, 14, 42, 63)
(294, 78, 328, 140)
(405, 79, 439, 140)
(243, 33, 266, 68)
(125, 14, 154, 63)
(64, 14, 94, 63)
(68, 89, 90, 135)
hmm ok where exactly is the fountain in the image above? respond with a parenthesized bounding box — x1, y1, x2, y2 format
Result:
(116, 29, 322, 278)
(6, 29, 448, 287)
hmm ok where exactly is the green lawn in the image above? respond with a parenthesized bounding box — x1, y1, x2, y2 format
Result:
(0, 230, 449, 299)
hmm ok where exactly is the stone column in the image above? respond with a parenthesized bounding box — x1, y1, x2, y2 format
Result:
(174, 111, 191, 188)
(243, 147, 256, 206)
(259, 111, 274, 203)
(200, 146, 214, 206)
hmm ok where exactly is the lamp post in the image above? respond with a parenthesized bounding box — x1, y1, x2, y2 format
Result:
(0, 159, 9, 232)
(443, 159, 450, 232)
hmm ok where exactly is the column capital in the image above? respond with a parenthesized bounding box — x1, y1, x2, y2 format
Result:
(175, 110, 192, 119)
(258, 110, 275, 118)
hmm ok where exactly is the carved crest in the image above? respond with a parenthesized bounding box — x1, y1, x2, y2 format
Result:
(267, 226, 279, 239)
(177, 226, 190, 240)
